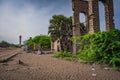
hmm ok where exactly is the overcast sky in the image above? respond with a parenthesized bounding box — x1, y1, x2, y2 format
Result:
(0, 0, 120, 44)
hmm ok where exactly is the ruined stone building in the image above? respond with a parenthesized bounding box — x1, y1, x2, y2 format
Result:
(72, 0, 115, 54)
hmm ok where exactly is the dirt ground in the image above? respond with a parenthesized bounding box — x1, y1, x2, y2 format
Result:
(0, 48, 120, 80)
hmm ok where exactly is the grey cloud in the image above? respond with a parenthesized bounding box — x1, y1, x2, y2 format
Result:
(0, 1, 54, 44)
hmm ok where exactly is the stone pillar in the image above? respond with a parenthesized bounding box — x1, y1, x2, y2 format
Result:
(89, 0, 100, 34)
(51, 41, 54, 52)
(85, 13, 89, 33)
(19, 35, 22, 46)
(104, 0, 115, 31)
(72, 12, 81, 55)
(72, 0, 89, 54)
(73, 12, 81, 36)
(72, 0, 81, 55)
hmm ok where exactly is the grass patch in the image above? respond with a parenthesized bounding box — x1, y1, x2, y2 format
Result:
(53, 51, 78, 61)
(53, 51, 72, 58)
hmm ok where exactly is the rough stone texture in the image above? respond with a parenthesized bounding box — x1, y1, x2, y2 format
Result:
(72, 0, 115, 54)
(51, 39, 61, 53)
(89, 0, 100, 34)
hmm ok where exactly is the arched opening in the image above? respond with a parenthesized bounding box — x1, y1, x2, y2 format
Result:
(79, 13, 86, 23)
(79, 13, 86, 34)
(99, 1, 106, 31)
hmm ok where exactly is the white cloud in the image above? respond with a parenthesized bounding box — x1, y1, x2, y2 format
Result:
(0, 1, 54, 44)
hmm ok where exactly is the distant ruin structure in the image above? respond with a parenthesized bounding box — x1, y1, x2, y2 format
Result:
(19, 35, 22, 46)
(72, 0, 115, 54)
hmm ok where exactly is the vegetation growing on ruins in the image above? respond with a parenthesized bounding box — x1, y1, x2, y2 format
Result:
(54, 29, 120, 71)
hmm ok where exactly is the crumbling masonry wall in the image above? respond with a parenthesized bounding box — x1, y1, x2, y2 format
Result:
(72, 0, 115, 54)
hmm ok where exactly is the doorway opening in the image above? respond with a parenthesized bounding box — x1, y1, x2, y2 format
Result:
(79, 13, 86, 34)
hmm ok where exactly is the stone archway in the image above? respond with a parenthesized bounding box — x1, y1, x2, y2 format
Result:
(72, 0, 115, 54)
(72, 0, 89, 36)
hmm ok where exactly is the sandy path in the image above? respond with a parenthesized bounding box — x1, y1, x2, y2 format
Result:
(0, 50, 120, 80)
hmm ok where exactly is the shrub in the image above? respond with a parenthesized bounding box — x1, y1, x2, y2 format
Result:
(0, 41, 19, 48)
(72, 29, 120, 70)
(0, 41, 10, 47)
(26, 35, 51, 50)
(53, 51, 72, 58)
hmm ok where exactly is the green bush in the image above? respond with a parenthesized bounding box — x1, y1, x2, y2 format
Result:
(110, 58, 120, 71)
(72, 29, 120, 70)
(26, 35, 51, 49)
(53, 51, 72, 58)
